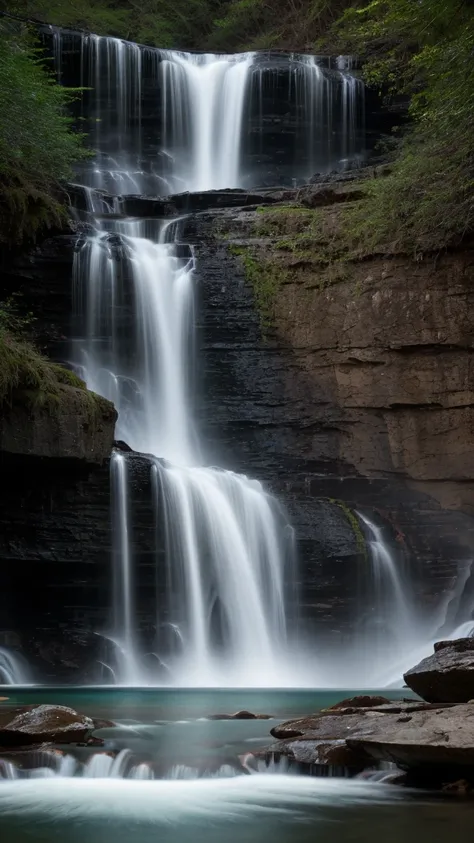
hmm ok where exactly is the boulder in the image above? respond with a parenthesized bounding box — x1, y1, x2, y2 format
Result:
(207, 710, 273, 720)
(0, 705, 96, 747)
(348, 703, 474, 769)
(265, 700, 464, 774)
(404, 638, 474, 703)
(270, 699, 440, 739)
(271, 711, 398, 742)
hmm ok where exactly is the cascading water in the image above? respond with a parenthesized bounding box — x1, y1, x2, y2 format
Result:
(0, 647, 30, 685)
(353, 513, 419, 685)
(153, 464, 293, 684)
(39, 25, 456, 690)
(160, 51, 255, 191)
(110, 452, 140, 684)
(45, 27, 366, 194)
(71, 189, 295, 684)
(247, 54, 365, 184)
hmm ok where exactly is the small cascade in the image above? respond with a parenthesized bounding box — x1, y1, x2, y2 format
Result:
(153, 463, 293, 685)
(0, 752, 249, 781)
(110, 453, 139, 684)
(351, 513, 419, 685)
(357, 513, 414, 635)
(0, 647, 30, 685)
(247, 54, 365, 183)
(160, 51, 255, 191)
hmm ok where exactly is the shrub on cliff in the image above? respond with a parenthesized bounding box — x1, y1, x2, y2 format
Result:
(331, 0, 474, 252)
(0, 21, 87, 244)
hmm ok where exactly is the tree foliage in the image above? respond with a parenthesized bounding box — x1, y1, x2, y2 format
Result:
(329, 0, 474, 251)
(1, 0, 225, 48)
(0, 20, 87, 243)
(1, 0, 474, 250)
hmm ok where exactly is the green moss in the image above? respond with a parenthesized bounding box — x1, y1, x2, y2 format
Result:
(230, 245, 287, 331)
(0, 330, 111, 425)
(330, 498, 368, 559)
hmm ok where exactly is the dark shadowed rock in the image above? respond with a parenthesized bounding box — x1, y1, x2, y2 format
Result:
(404, 639, 474, 703)
(0, 704, 95, 747)
(116, 196, 177, 217)
(113, 440, 134, 453)
(169, 190, 278, 213)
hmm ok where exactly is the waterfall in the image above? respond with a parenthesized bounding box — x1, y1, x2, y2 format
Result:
(313, 513, 426, 688)
(110, 453, 139, 684)
(247, 54, 365, 184)
(350, 513, 420, 685)
(160, 52, 255, 191)
(0, 647, 30, 685)
(35, 27, 372, 687)
(72, 192, 295, 685)
(44, 27, 366, 194)
(153, 464, 292, 684)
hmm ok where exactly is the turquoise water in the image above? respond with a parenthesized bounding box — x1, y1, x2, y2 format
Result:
(1, 687, 471, 843)
(0, 686, 414, 721)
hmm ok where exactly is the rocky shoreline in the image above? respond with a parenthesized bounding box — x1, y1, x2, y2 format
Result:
(2, 638, 474, 790)
(253, 638, 474, 791)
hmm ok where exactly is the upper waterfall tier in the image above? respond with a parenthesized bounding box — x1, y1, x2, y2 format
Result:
(44, 26, 365, 195)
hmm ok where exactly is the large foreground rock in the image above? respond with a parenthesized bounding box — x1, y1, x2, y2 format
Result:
(0, 704, 95, 747)
(261, 696, 467, 774)
(404, 638, 474, 703)
(348, 704, 474, 769)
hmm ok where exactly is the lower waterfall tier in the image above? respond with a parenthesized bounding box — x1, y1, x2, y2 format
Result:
(1, 188, 474, 684)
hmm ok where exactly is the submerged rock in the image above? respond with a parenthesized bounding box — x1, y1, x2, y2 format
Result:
(404, 638, 474, 703)
(207, 710, 273, 720)
(0, 704, 96, 747)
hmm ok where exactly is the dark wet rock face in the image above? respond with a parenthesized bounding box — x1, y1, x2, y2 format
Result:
(0, 705, 95, 747)
(404, 638, 474, 703)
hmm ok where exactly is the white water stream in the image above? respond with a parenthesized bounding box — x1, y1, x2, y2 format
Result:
(72, 204, 295, 685)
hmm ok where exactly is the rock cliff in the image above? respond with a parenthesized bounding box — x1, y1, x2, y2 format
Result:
(2, 182, 474, 680)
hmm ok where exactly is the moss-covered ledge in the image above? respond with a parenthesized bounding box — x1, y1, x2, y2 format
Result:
(0, 332, 117, 463)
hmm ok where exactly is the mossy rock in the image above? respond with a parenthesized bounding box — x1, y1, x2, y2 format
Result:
(0, 331, 117, 462)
